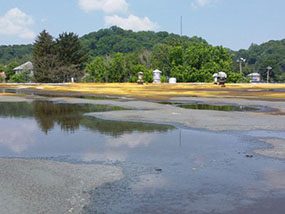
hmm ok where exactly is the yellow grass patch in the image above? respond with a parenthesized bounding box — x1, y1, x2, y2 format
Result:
(1, 83, 285, 100)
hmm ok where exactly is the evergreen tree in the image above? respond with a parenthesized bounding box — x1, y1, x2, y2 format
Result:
(33, 30, 57, 82)
(55, 32, 88, 82)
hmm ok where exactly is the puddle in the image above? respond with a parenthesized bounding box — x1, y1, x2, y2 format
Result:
(178, 103, 258, 111)
(0, 88, 119, 100)
(0, 100, 284, 213)
(0, 101, 172, 135)
(0, 101, 174, 158)
(159, 101, 273, 112)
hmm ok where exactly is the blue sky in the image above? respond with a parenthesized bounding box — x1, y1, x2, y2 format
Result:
(0, 0, 284, 50)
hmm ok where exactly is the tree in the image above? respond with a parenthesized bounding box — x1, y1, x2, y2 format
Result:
(33, 30, 57, 82)
(1, 61, 19, 80)
(170, 65, 190, 82)
(33, 31, 88, 83)
(85, 56, 109, 82)
(151, 44, 171, 76)
(55, 32, 87, 67)
(55, 32, 88, 82)
(109, 53, 127, 82)
(169, 46, 184, 67)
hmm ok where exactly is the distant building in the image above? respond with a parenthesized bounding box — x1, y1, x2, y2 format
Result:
(247, 73, 261, 83)
(13, 61, 34, 75)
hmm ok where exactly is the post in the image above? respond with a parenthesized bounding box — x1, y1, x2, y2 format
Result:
(266, 66, 272, 83)
(180, 16, 183, 36)
(237, 58, 246, 74)
(239, 61, 242, 74)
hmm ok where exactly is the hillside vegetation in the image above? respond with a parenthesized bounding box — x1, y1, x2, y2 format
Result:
(0, 26, 284, 82)
(235, 39, 285, 81)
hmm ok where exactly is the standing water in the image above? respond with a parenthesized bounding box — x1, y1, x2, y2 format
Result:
(0, 100, 284, 214)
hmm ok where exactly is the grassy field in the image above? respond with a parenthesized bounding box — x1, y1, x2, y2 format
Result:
(1, 83, 285, 100)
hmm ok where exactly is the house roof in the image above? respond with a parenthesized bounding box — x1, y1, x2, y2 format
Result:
(13, 61, 33, 71)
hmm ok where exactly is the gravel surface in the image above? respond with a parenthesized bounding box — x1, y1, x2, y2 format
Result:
(255, 138, 285, 159)
(0, 158, 123, 214)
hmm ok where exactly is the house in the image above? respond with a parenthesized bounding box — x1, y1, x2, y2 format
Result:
(13, 61, 34, 75)
(247, 73, 261, 83)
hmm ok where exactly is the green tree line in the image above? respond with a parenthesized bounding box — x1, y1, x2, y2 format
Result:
(1, 27, 284, 83)
(235, 39, 285, 82)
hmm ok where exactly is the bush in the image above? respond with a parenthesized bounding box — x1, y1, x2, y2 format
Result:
(228, 72, 250, 83)
(10, 70, 32, 83)
(188, 69, 212, 82)
(161, 75, 168, 83)
(143, 69, 153, 83)
(81, 73, 96, 82)
(128, 75, 138, 83)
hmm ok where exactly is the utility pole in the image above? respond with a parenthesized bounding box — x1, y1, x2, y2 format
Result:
(266, 66, 272, 83)
(180, 16, 183, 36)
(237, 58, 246, 74)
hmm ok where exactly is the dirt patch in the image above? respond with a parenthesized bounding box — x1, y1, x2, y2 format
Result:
(255, 139, 285, 159)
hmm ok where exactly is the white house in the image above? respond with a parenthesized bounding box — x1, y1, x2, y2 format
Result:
(13, 61, 34, 75)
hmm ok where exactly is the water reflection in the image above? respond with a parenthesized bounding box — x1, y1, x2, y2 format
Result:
(0, 101, 173, 135)
(178, 103, 258, 112)
(0, 100, 174, 157)
(82, 117, 173, 137)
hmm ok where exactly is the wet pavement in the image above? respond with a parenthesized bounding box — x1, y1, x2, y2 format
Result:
(0, 99, 284, 213)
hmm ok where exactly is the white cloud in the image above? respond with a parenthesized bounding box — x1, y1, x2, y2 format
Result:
(0, 119, 37, 154)
(0, 8, 35, 40)
(192, 0, 216, 8)
(78, 0, 128, 13)
(105, 14, 158, 31)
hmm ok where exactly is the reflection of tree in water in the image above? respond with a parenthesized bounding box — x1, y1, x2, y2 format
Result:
(33, 101, 126, 133)
(81, 117, 174, 137)
(33, 101, 82, 133)
(0, 101, 174, 135)
(0, 102, 33, 118)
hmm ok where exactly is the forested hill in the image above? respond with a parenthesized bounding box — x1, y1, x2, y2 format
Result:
(1, 27, 285, 81)
(0, 26, 207, 64)
(80, 26, 207, 57)
(235, 39, 285, 81)
(0, 44, 33, 64)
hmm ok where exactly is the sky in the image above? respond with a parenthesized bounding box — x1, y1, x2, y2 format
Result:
(0, 0, 284, 50)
